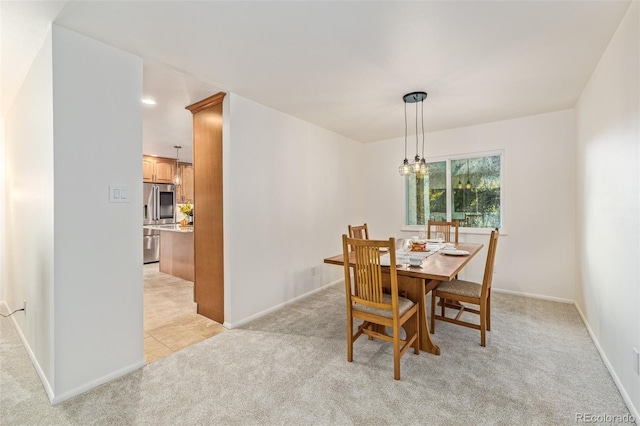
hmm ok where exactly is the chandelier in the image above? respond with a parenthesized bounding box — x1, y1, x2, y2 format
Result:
(398, 91, 427, 176)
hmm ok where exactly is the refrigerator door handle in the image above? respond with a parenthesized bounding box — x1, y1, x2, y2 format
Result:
(151, 185, 156, 221)
(154, 185, 160, 221)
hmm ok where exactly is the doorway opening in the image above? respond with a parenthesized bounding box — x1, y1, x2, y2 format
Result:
(142, 62, 225, 363)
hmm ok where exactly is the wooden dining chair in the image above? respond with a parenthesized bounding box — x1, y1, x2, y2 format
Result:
(430, 228, 499, 347)
(427, 220, 459, 243)
(342, 235, 419, 380)
(428, 220, 461, 286)
(348, 223, 369, 240)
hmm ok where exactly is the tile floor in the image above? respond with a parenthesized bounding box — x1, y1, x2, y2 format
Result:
(144, 263, 225, 363)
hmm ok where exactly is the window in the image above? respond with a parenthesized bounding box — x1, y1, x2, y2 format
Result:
(405, 153, 502, 229)
(406, 161, 446, 225)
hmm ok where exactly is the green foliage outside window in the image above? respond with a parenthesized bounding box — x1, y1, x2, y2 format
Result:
(406, 154, 501, 228)
(406, 161, 446, 225)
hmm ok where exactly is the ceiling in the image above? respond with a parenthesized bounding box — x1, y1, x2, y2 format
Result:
(140, 60, 221, 162)
(1, 1, 632, 151)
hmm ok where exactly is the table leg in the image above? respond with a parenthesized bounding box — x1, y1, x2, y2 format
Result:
(398, 275, 440, 355)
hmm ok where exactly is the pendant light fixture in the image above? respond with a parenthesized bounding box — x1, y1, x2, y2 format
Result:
(174, 145, 182, 186)
(398, 100, 411, 175)
(398, 97, 412, 176)
(417, 98, 428, 176)
(465, 159, 472, 190)
(411, 96, 420, 174)
(398, 91, 427, 176)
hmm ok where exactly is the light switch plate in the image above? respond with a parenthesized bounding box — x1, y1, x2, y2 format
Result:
(109, 185, 130, 203)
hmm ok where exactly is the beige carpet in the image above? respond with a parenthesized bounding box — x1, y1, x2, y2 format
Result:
(1, 284, 634, 425)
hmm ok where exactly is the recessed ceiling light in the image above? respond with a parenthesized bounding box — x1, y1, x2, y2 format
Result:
(142, 98, 157, 105)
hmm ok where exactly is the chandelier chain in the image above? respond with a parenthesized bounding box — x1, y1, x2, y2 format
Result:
(415, 100, 419, 158)
(421, 100, 425, 158)
(404, 102, 408, 159)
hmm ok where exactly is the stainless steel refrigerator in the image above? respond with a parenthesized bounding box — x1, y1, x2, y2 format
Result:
(143, 183, 176, 263)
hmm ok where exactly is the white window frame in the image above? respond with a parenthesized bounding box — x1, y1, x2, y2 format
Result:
(401, 149, 505, 235)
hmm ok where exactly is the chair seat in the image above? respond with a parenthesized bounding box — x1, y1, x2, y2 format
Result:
(353, 294, 415, 318)
(436, 279, 481, 299)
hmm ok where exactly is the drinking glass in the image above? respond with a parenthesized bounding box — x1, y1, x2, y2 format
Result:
(400, 239, 411, 267)
(436, 232, 445, 248)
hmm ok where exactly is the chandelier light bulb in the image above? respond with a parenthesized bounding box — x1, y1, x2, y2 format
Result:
(399, 159, 411, 176)
(418, 159, 428, 176)
(412, 155, 421, 173)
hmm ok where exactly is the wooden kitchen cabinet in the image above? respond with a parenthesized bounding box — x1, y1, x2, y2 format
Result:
(142, 157, 155, 181)
(177, 162, 194, 203)
(159, 229, 194, 281)
(143, 156, 176, 183)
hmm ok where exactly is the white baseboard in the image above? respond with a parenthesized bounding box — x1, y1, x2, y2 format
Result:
(492, 288, 574, 304)
(223, 279, 342, 329)
(51, 360, 147, 405)
(573, 302, 639, 421)
(224, 283, 572, 329)
(2, 301, 56, 403)
(2, 301, 147, 405)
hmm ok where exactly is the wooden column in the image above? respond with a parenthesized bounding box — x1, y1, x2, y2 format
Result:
(186, 92, 226, 323)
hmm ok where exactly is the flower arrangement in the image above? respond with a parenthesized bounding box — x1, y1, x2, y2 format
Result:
(179, 201, 193, 216)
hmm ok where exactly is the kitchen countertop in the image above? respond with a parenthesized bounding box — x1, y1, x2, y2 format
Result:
(144, 224, 193, 233)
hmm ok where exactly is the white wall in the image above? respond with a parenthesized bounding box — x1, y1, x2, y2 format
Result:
(50, 25, 145, 402)
(224, 94, 363, 326)
(363, 110, 576, 301)
(575, 1, 639, 417)
(4, 29, 55, 392)
(3, 25, 145, 403)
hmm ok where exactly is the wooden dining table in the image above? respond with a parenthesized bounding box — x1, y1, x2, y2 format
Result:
(323, 242, 483, 355)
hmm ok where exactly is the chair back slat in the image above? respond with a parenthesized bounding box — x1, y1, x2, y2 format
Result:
(354, 245, 384, 303)
(481, 228, 500, 297)
(427, 220, 459, 243)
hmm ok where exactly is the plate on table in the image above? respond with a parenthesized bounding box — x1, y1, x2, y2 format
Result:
(440, 249, 470, 256)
